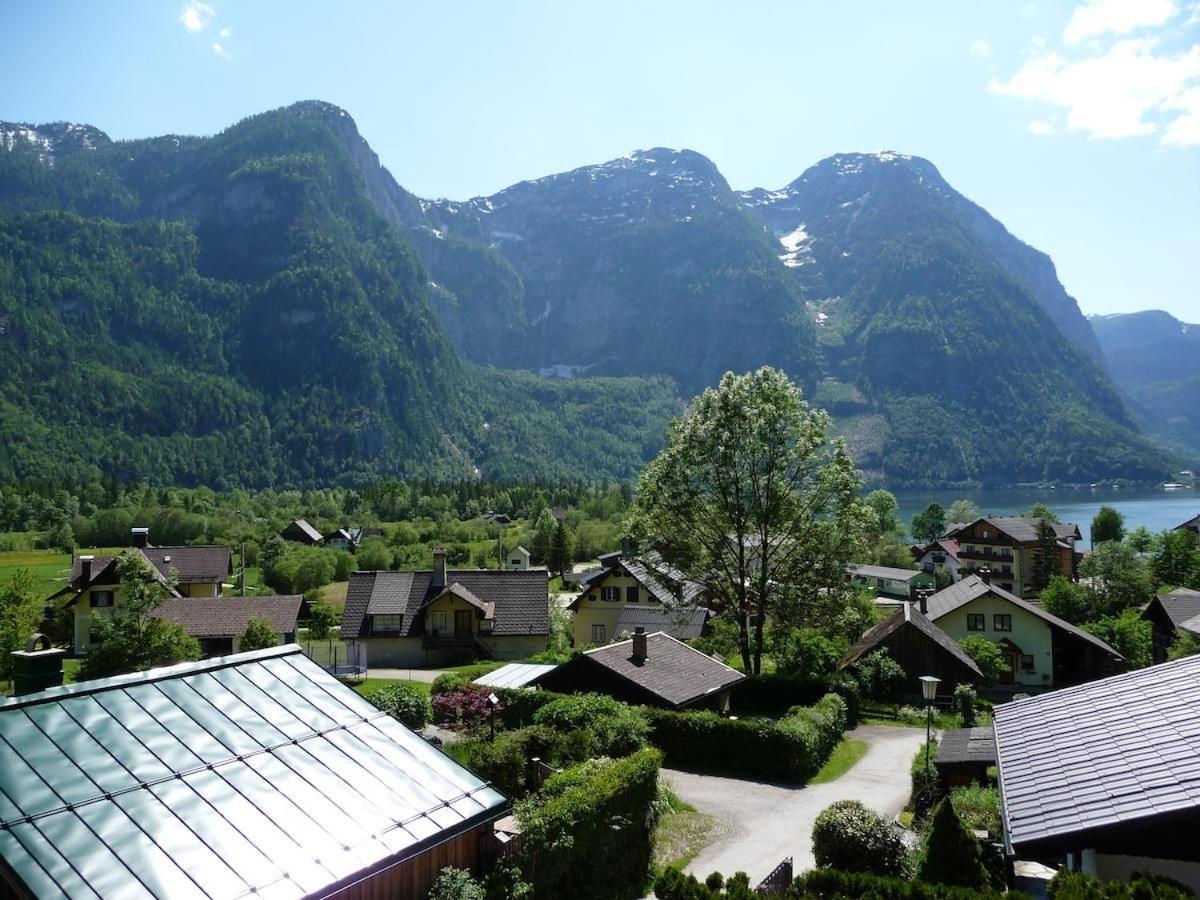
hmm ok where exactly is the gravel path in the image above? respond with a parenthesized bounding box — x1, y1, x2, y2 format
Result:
(662, 725, 926, 885)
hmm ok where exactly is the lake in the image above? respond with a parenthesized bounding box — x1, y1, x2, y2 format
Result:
(890, 486, 1198, 549)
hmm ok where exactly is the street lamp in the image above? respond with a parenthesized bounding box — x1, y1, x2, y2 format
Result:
(919, 675, 941, 777)
(487, 692, 500, 742)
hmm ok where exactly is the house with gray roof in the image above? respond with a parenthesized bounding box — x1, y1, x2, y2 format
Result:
(280, 517, 323, 545)
(340, 548, 549, 666)
(1141, 586, 1200, 663)
(153, 594, 302, 657)
(944, 516, 1081, 599)
(847, 563, 936, 599)
(994, 654, 1200, 891)
(0, 644, 507, 899)
(1175, 513, 1200, 536)
(566, 550, 708, 646)
(923, 574, 1123, 688)
(538, 628, 745, 711)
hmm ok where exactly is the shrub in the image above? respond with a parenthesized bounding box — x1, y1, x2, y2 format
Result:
(910, 740, 941, 820)
(306, 601, 338, 640)
(953, 684, 977, 727)
(365, 681, 432, 729)
(356, 537, 394, 570)
(517, 748, 661, 900)
(532, 693, 649, 756)
(733, 671, 827, 712)
(1048, 869, 1194, 899)
(495, 686, 568, 727)
(948, 784, 1000, 836)
(432, 684, 497, 731)
(916, 798, 990, 890)
(853, 650, 906, 704)
(428, 867, 485, 900)
(431, 671, 472, 696)
(794, 868, 1018, 898)
(446, 725, 567, 798)
(654, 868, 755, 899)
(811, 800, 908, 877)
(238, 617, 278, 652)
(958, 636, 1005, 684)
(896, 705, 925, 725)
(332, 549, 357, 582)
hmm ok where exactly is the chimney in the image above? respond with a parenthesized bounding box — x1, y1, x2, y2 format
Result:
(79, 554, 94, 583)
(432, 548, 447, 588)
(978, 566, 992, 586)
(11, 634, 67, 696)
(631, 626, 648, 663)
(914, 587, 931, 615)
(131, 526, 150, 548)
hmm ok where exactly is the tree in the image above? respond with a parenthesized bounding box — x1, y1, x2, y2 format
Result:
(946, 499, 979, 525)
(307, 601, 338, 640)
(916, 798, 990, 890)
(1126, 526, 1157, 554)
(548, 519, 572, 579)
(81, 554, 201, 679)
(1079, 540, 1154, 616)
(356, 537, 394, 571)
(531, 509, 557, 565)
(864, 490, 901, 540)
(1167, 631, 1200, 661)
(1083, 610, 1152, 669)
(1152, 529, 1199, 589)
(853, 649, 906, 704)
(630, 368, 867, 674)
(1030, 520, 1061, 594)
(1040, 575, 1088, 625)
(0, 570, 43, 682)
(1024, 502, 1058, 523)
(910, 502, 947, 543)
(1090, 506, 1124, 545)
(238, 617, 278, 652)
(293, 550, 335, 593)
(958, 636, 1005, 684)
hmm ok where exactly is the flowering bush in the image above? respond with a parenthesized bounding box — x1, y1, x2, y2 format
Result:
(811, 799, 909, 877)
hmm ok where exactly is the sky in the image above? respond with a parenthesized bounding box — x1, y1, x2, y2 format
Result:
(1, 0, 1197, 320)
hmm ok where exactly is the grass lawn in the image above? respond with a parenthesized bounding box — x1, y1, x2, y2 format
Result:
(352, 677, 432, 699)
(653, 786, 716, 872)
(809, 737, 868, 784)
(0, 549, 72, 597)
(319, 580, 349, 610)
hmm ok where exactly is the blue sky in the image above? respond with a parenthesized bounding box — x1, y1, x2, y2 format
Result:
(1, 1, 1197, 319)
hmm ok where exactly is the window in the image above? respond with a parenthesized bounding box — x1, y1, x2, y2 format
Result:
(626, 586, 638, 603)
(601, 586, 620, 602)
(430, 610, 447, 632)
(372, 615, 402, 633)
(90, 590, 114, 608)
(993, 614, 1012, 632)
(967, 613, 985, 631)
(591, 624, 606, 643)
(1020, 654, 1035, 671)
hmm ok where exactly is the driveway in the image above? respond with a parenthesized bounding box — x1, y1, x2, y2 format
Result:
(662, 725, 926, 885)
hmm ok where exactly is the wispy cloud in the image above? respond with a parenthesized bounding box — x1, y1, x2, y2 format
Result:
(219, 26, 232, 38)
(180, 1, 215, 32)
(211, 41, 232, 60)
(969, 39, 993, 60)
(1063, 0, 1178, 44)
(989, 0, 1200, 147)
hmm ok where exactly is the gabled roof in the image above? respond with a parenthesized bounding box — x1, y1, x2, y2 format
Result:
(473, 662, 558, 689)
(66, 544, 232, 591)
(284, 518, 323, 542)
(925, 576, 1121, 659)
(0, 646, 507, 899)
(948, 516, 1080, 545)
(580, 631, 745, 708)
(1175, 513, 1200, 531)
(994, 654, 1200, 854)
(847, 563, 927, 582)
(615, 605, 708, 641)
(840, 602, 982, 677)
(154, 595, 302, 638)
(341, 569, 548, 640)
(570, 551, 705, 609)
(935, 727, 997, 766)
(422, 582, 495, 620)
(57, 547, 183, 606)
(914, 538, 961, 561)
(327, 527, 354, 542)
(1144, 587, 1200, 632)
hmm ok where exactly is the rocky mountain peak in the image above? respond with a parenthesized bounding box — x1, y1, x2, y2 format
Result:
(1, 121, 110, 163)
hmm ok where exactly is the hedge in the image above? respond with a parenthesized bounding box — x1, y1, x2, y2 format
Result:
(654, 868, 1024, 900)
(517, 748, 662, 900)
(910, 740, 941, 820)
(531, 693, 649, 757)
(915, 798, 990, 890)
(645, 693, 847, 782)
(494, 687, 572, 727)
(732, 672, 860, 724)
(444, 725, 568, 798)
(1048, 870, 1194, 899)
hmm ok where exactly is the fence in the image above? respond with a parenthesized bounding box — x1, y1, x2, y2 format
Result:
(305, 638, 366, 679)
(755, 857, 793, 896)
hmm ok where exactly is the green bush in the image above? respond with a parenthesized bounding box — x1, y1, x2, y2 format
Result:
(853, 649, 906, 704)
(430, 662, 505, 697)
(306, 601, 338, 639)
(532, 693, 649, 756)
(947, 784, 1000, 836)
(731, 672, 827, 712)
(445, 725, 568, 798)
(916, 798, 990, 890)
(364, 682, 432, 729)
(495, 687, 569, 727)
(428, 867, 485, 900)
(517, 748, 661, 900)
(1048, 869, 1194, 899)
(953, 683, 978, 727)
(811, 800, 909, 877)
(645, 693, 847, 782)
(793, 868, 1019, 898)
(654, 868, 755, 899)
(910, 740, 941, 820)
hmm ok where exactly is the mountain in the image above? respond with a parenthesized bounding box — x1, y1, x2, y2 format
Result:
(0, 105, 679, 486)
(0, 103, 1182, 488)
(1091, 310, 1200, 462)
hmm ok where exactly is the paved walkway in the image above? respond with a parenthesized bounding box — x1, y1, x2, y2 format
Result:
(367, 668, 447, 683)
(663, 725, 926, 885)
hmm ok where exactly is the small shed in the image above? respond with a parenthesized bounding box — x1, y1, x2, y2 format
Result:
(281, 518, 323, 545)
(506, 545, 532, 571)
(934, 726, 997, 788)
(473, 662, 558, 689)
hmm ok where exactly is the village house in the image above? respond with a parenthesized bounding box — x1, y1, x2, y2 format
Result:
(567, 550, 708, 646)
(48, 528, 233, 655)
(340, 548, 549, 666)
(324, 527, 356, 551)
(537, 628, 746, 711)
(994, 654, 1200, 892)
(911, 537, 963, 582)
(280, 517, 323, 545)
(924, 574, 1123, 688)
(1140, 586, 1200, 663)
(153, 594, 303, 657)
(0, 644, 508, 899)
(1175, 513, 1200, 536)
(847, 563, 936, 600)
(506, 545, 531, 570)
(944, 516, 1080, 599)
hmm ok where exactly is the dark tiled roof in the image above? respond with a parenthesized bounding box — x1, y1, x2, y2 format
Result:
(1146, 587, 1200, 629)
(615, 606, 708, 641)
(571, 551, 705, 609)
(582, 631, 745, 707)
(841, 602, 983, 678)
(952, 516, 1080, 545)
(1175, 513, 1200, 531)
(154, 595, 302, 638)
(914, 538, 961, 561)
(925, 576, 1121, 659)
(341, 569, 548, 640)
(70, 545, 231, 587)
(994, 654, 1200, 852)
(284, 518, 323, 542)
(60, 548, 181, 606)
(935, 727, 997, 765)
(0, 646, 506, 898)
(848, 563, 925, 581)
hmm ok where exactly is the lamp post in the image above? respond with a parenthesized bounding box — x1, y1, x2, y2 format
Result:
(487, 692, 500, 742)
(919, 675, 941, 778)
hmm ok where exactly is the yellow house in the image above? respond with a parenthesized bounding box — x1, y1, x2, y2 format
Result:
(924, 574, 1123, 688)
(567, 551, 708, 647)
(50, 529, 232, 655)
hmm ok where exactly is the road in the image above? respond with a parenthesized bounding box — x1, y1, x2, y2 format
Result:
(662, 725, 926, 885)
